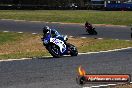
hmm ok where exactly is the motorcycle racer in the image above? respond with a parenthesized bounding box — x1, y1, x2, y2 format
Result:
(41, 26, 78, 57)
(84, 21, 97, 35)
(85, 21, 93, 32)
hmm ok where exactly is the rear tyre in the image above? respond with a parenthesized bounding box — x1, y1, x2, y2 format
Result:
(88, 28, 97, 35)
(93, 30, 97, 35)
(66, 43, 78, 56)
(47, 44, 61, 58)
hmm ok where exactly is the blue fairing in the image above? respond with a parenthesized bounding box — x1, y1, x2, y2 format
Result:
(51, 29, 61, 36)
(62, 48, 68, 55)
(44, 33, 51, 41)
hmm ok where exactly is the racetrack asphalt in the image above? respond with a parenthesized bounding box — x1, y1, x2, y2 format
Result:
(0, 19, 132, 88)
(0, 48, 132, 88)
(0, 20, 131, 40)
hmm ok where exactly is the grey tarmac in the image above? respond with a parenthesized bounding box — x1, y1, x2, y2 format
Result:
(0, 20, 131, 40)
(0, 48, 132, 88)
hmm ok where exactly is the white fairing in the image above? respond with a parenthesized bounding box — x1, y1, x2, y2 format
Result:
(50, 38, 66, 53)
(64, 35, 68, 41)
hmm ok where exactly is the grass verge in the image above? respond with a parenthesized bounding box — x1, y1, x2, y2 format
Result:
(0, 32, 24, 44)
(0, 10, 132, 25)
(0, 32, 132, 59)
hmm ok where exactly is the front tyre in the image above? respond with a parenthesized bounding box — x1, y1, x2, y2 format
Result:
(47, 44, 61, 58)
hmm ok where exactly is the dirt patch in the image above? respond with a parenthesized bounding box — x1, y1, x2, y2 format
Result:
(0, 35, 46, 54)
(68, 37, 97, 47)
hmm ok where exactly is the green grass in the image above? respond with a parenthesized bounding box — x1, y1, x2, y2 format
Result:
(0, 10, 132, 25)
(0, 32, 37, 44)
(0, 32, 132, 59)
(79, 39, 132, 52)
(0, 32, 24, 44)
(0, 51, 50, 59)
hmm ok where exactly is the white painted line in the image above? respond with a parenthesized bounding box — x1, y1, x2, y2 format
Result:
(125, 40, 130, 41)
(32, 33, 37, 35)
(0, 56, 53, 62)
(79, 52, 100, 55)
(0, 47, 131, 62)
(99, 85, 108, 87)
(90, 86, 100, 88)
(79, 47, 132, 55)
(30, 21, 41, 23)
(98, 38, 103, 40)
(3, 31, 9, 33)
(0, 58, 32, 62)
(83, 87, 91, 88)
(117, 83, 126, 85)
(51, 22, 60, 24)
(18, 32, 23, 34)
(107, 84, 117, 86)
(42, 56, 52, 58)
(0, 41, 131, 62)
(69, 36, 74, 38)
(115, 39, 119, 40)
(1, 19, 13, 21)
(14, 20, 26, 22)
(81, 37, 87, 38)
(45, 22, 49, 23)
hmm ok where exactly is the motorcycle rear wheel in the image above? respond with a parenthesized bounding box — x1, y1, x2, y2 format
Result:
(66, 43, 78, 56)
(93, 30, 97, 35)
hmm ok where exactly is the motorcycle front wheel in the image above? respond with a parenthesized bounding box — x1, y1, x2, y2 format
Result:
(47, 44, 61, 58)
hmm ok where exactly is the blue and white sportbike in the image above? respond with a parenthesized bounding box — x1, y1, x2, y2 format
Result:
(41, 34, 78, 58)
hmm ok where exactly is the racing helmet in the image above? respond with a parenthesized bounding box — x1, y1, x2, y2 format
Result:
(43, 26, 50, 34)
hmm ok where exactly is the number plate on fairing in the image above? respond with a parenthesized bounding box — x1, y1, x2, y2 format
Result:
(50, 38, 66, 53)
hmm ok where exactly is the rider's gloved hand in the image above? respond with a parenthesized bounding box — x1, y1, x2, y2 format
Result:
(44, 39, 48, 44)
(64, 35, 68, 41)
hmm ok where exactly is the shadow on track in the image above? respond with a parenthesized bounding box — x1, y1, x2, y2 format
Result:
(80, 34, 98, 36)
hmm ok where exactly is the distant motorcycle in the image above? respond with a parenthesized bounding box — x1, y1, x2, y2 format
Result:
(41, 34, 78, 58)
(85, 27, 97, 35)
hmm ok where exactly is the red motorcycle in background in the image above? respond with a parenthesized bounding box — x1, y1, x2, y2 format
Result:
(85, 22, 97, 35)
